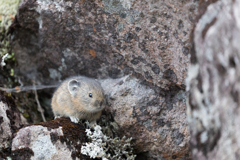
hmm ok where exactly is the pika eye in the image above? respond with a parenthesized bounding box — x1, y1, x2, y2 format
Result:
(89, 93, 92, 98)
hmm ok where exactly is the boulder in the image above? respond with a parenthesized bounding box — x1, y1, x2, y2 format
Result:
(187, 0, 240, 159)
(12, 0, 197, 88)
(11, 118, 91, 160)
(101, 76, 190, 159)
(9, 0, 199, 159)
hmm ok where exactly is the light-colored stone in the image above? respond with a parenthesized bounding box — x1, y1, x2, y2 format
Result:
(0, 92, 27, 150)
(0, 102, 12, 149)
(11, 118, 88, 160)
(187, 0, 240, 159)
(12, 125, 74, 160)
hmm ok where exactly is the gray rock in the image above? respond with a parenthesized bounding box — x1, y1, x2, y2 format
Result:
(12, 126, 68, 160)
(101, 76, 190, 159)
(11, 118, 90, 160)
(0, 101, 12, 149)
(8, 0, 199, 159)
(187, 0, 240, 159)
(0, 91, 27, 157)
(12, 0, 197, 89)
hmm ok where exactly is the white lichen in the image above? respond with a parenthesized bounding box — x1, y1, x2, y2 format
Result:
(185, 64, 199, 91)
(200, 131, 208, 143)
(36, 0, 66, 13)
(81, 125, 107, 159)
(81, 124, 136, 160)
(119, 0, 133, 10)
(1, 53, 8, 67)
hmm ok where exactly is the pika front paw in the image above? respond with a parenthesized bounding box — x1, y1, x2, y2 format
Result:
(54, 115, 61, 119)
(70, 116, 79, 123)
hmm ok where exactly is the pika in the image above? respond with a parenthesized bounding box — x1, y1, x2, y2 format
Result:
(51, 76, 106, 126)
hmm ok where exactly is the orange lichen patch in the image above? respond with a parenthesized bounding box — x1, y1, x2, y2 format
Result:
(9, 14, 15, 20)
(89, 49, 96, 58)
(15, 86, 20, 92)
(93, 25, 96, 32)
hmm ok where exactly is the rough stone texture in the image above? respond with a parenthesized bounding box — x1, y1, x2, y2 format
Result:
(9, 0, 199, 159)
(101, 76, 190, 159)
(12, 0, 197, 88)
(0, 102, 12, 149)
(11, 118, 91, 160)
(0, 91, 26, 158)
(187, 0, 240, 159)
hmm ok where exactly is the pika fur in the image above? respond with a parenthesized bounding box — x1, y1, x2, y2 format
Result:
(51, 76, 106, 125)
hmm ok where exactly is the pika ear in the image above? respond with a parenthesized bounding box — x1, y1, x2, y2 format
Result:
(68, 79, 80, 96)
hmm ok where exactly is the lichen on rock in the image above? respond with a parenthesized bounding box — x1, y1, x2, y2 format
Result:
(81, 124, 136, 160)
(11, 118, 91, 160)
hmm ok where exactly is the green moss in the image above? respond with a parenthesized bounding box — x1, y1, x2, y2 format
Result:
(22, 112, 29, 118)
(0, 0, 21, 30)
(0, 0, 21, 59)
(0, 0, 21, 89)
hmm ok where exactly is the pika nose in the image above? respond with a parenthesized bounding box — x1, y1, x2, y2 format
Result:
(94, 100, 103, 108)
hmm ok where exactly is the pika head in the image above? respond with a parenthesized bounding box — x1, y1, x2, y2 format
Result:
(68, 78, 106, 112)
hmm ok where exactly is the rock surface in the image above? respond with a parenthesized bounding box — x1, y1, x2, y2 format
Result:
(13, 0, 197, 88)
(11, 118, 91, 160)
(187, 0, 240, 159)
(8, 0, 199, 159)
(0, 91, 26, 158)
(101, 76, 189, 159)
